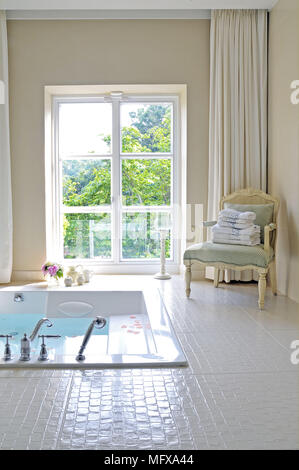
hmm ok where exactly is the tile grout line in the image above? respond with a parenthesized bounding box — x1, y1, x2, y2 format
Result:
(54, 373, 75, 450)
(239, 305, 295, 353)
(177, 328, 297, 375)
(189, 369, 299, 376)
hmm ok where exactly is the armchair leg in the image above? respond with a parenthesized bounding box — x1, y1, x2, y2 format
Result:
(185, 264, 192, 298)
(269, 261, 277, 295)
(214, 268, 219, 288)
(258, 272, 267, 310)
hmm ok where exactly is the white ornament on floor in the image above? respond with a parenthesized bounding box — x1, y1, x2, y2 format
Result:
(154, 229, 171, 280)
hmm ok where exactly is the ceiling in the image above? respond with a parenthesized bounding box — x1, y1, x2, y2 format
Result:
(0, 0, 279, 11)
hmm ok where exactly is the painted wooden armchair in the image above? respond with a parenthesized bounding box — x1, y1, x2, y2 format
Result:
(183, 188, 280, 309)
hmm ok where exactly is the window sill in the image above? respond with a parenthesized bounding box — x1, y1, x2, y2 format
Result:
(12, 264, 181, 281)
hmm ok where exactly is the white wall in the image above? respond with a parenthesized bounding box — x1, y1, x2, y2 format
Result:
(268, 0, 299, 302)
(7, 19, 210, 276)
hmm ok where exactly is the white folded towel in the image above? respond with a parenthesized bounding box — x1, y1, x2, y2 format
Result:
(212, 223, 260, 236)
(213, 209, 261, 246)
(213, 233, 260, 242)
(218, 220, 256, 229)
(212, 236, 260, 246)
(213, 231, 260, 240)
(219, 208, 256, 222)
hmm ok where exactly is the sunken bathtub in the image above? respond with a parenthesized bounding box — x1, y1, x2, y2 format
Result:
(0, 289, 186, 368)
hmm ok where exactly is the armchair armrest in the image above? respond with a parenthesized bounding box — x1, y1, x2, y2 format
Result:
(190, 220, 216, 243)
(264, 223, 277, 252)
(203, 220, 217, 228)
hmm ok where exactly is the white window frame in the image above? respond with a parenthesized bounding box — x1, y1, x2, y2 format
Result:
(45, 85, 186, 274)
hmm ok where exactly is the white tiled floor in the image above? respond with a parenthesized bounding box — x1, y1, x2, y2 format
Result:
(0, 275, 298, 450)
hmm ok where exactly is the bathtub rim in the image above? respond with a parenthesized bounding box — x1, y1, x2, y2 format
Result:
(0, 287, 187, 368)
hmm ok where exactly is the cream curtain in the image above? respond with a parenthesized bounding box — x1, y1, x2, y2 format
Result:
(207, 9, 268, 282)
(0, 11, 12, 283)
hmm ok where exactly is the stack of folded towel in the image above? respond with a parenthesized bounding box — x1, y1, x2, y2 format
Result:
(212, 208, 261, 246)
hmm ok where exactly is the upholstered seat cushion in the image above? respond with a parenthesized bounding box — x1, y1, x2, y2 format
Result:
(184, 241, 274, 268)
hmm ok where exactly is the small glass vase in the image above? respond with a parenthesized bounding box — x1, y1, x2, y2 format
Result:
(46, 275, 60, 288)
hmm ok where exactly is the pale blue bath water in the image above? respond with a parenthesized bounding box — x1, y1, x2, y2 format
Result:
(0, 313, 109, 338)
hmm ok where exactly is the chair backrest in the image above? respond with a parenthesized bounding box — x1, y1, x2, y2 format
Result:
(220, 188, 280, 249)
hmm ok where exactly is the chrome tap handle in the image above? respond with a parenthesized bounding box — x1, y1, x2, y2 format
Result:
(38, 335, 61, 361)
(0, 335, 13, 361)
(76, 316, 106, 362)
(94, 316, 106, 329)
(29, 318, 53, 342)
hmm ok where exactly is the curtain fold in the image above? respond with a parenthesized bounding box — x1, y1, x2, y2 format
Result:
(0, 11, 12, 283)
(207, 9, 268, 282)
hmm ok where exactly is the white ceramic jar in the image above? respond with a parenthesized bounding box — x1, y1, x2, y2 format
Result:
(77, 274, 85, 286)
(64, 276, 73, 287)
(83, 269, 93, 283)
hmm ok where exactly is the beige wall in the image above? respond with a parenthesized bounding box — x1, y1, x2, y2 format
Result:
(7, 19, 210, 275)
(269, 0, 299, 302)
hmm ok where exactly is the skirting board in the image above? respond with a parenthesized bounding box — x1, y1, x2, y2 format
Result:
(12, 265, 182, 281)
(180, 264, 205, 281)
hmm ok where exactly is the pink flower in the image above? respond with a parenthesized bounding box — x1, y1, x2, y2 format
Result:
(41, 264, 47, 274)
(47, 265, 59, 277)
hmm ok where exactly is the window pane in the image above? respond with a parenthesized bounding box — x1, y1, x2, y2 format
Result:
(63, 159, 111, 206)
(59, 103, 112, 155)
(122, 212, 171, 259)
(63, 213, 111, 259)
(122, 159, 171, 206)
(121, 103, 172, 153)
